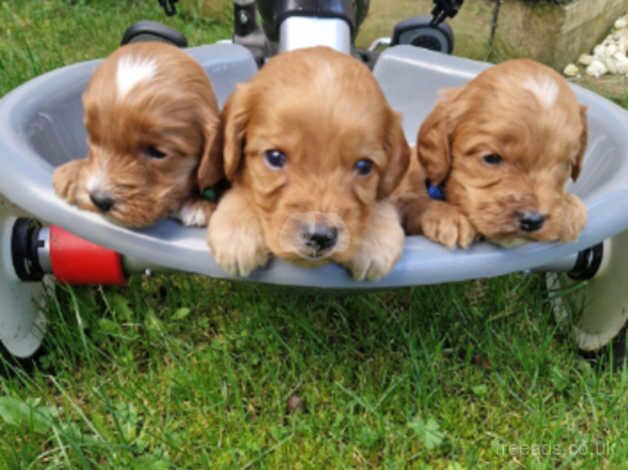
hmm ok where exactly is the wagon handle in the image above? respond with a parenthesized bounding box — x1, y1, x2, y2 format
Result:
(158, 0, 178, 16)
(430, 0, 464, 26)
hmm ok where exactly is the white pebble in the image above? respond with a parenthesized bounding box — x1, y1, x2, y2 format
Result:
(616, 57, 628, 75)
(612, 51, 627, 64)
(581, 15, 628, 79)
(605, 43, 619, 56)
(563, 63, 579, 77)
(605, 58, 618, 74)
(586, 60, 608, 78)
(578, 54, 594, 66)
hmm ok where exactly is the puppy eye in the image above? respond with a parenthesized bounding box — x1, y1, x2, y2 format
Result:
(354, 159, 374, 176)
(483, 153, 502, 166)
(264, 150, 286, 169)
(144, 145, 167, 159)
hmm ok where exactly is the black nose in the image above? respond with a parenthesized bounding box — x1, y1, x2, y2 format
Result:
(518, 211, 545, 232)
(89, 191, 115, 212)
(302, 225, 338, 254)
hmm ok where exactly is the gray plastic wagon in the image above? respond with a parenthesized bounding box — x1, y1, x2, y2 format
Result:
(1, 43, 627, 357)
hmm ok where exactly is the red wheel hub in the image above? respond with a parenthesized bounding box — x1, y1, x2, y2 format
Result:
(49, 225, 126, 285)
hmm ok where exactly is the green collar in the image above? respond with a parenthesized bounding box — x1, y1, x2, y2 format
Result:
(200, 179, 230, 203)
(201, 186, 218, 202)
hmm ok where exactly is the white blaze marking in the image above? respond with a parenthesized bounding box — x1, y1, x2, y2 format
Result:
(522, 74, 559, 108)
(86, 171, 108, 193)
(116, 55, 156, 98)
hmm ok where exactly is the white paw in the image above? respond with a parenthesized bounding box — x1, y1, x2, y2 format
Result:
(208, 222, 270, 277)
(350, 241, 403, 281)
(175, 201, 213, 227)
(349, 203, 405, 281)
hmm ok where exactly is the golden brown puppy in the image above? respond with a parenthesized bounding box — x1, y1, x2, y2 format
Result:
(205, 46, 410, 280)
(412, 59, 588, 248)
(53, 42, 222, 227)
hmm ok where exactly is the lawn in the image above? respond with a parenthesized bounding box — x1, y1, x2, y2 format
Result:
(0, 1, 626, 468)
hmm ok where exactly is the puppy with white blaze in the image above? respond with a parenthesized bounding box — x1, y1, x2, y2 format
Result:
(53, 42, 223, 228)
(408, 59, 589, 248)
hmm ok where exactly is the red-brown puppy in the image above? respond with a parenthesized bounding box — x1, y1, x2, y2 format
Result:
(205, 46, 410, 280)
(53, 42, 222, 227)
(412, 59, 588, 248)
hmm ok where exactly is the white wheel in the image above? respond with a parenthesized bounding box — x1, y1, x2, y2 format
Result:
(547, 234, 628, 361)
(0, 198, 47, 359)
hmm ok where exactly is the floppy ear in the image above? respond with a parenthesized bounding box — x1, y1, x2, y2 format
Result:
(197, 110, 223, 190)
(416, 100, 454, 185)
(378, 110, 410, 199)
(571, 105, 588, 181)
(220, 84, 251, 181)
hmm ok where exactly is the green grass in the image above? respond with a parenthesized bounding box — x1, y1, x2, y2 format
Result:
(1, 1, 626, 468)
(0, 0, 230, 96)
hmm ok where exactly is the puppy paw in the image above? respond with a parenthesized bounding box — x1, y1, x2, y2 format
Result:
(52, 160, 84, 203)
(208, 225, 270, 276)
(176, 198, 216, 227)
(350, 248, 402, 281)
(349, 202, 405, 281)
(557, 194, 587, 242)
(420, 201, 476, 249)
(207, 190, 270, 277)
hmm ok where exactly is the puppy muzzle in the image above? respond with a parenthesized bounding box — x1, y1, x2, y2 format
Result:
(301, 224, 338, 257)
(278, 211, 350, 261)
(516, 210, 545, 233)
(89, 190, 115, 213)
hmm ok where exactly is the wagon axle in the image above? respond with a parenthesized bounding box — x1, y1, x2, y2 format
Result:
(10, 218, 159, 286)
(7, 216, 607, 287)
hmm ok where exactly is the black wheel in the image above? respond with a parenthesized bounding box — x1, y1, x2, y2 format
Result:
(121, 20, 188, 47)
(391, 16, 454, 54)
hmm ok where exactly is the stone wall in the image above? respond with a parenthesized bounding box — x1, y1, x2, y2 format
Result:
(492, 0, 626, 69)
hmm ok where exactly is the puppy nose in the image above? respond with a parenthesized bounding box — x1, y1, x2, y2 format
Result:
(89, 191, 115, 212)
(302, 225, 338, 254)
(518, 211, 545, 232)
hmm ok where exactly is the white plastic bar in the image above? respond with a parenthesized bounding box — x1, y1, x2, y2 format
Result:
(279, 17, 351, 54)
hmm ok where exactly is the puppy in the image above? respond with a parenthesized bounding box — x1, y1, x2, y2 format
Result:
(204, 46, 410, 280)
(410, 59, 588, 248)
(53, 42, 223, 227)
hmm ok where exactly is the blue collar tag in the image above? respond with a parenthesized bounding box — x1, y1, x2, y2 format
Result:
(427, 181, 445, 201)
